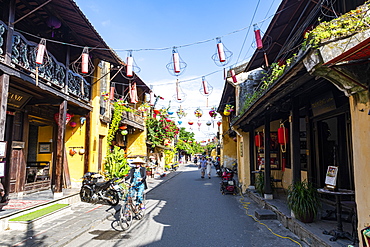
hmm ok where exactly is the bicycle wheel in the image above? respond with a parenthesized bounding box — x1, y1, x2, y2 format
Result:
(80, 185, 93, 202)
(119, 203, 133, 231)
(105, 189, 119, 206)
(135, 193, 146, 220)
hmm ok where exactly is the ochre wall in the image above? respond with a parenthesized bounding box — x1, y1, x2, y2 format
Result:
(37, 126, 53, 174)
(88, 61, 110, 183)
(127, 129, 147, 157)
(350, 96, 370, 235)
(65, 115, 86, 187)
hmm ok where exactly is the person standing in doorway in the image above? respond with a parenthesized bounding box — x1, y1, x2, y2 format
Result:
(206, 158, 213, 179)
(199, 156, 207, 178)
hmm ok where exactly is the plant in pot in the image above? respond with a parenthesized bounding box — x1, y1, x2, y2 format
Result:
(287, 180, 321, 223)
(223, 104, 234, 116)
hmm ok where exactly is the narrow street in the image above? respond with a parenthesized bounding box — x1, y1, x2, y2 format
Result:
(64, 164, 306, 247)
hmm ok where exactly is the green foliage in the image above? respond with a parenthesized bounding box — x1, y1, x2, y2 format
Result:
(287, 180, 321, 222)
(10, 204, 69, 221)
(107, 100, 133, 145)
(104, 146, 131, 179)
(146, 115, 179, 147)
(304, 2, 370, 48)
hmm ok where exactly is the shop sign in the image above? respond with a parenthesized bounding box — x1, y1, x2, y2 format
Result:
(7, 88, 32, 109)
(310, 91, 336, 117)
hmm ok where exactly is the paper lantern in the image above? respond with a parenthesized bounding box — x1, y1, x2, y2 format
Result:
(36, 39, 46, 64)
(178, 121, 182, 125)
(206, 121, 212, 126)
(47, 16, 61, 38)
(81, 48, 89, 74)
(80, 117, 86, 125)
(217, 121, 222, 127)
(254, 24, 263, 50)
(188, 121, 194, 125)
(121, 130, 128, 135)
(173, 51, 180, 73)
(79, 149, 85, 155)
(119, 125, 127, 130)
(255, 134, 262, 147)
(230, 70, 237, 83)
(126, 56, 133, 77)
(69, 121, 77, 128)
(54, 113, 73, 126)
(217, 41, 226, 62)
(278, 126, 289, 144)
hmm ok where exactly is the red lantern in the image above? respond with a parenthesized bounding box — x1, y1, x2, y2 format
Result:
(217, 41, 226, 62)
(188, 121, 194, 125)
(230, 70, 237, 83)
(69, 121, 77, 128)
(255, 133, 262, 147)
(173, 51, 180, 73)
(54, 113, 73, 126)
(119, 125, 127, 130)
(254, 24, 263, 50)
(217, 121, 222, 127)
(202, 77, 209, 95)
(278, 126, 289, 144)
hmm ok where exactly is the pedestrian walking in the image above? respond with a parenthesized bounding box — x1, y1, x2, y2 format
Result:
(206, 158, 212, 179)
(199, 156, 207, 178)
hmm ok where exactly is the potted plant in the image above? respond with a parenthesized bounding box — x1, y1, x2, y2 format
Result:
(287, 180, 321, 223)
(223, 104, 234, 116)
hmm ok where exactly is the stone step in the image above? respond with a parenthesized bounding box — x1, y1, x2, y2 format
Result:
(255, 209, 277, 220)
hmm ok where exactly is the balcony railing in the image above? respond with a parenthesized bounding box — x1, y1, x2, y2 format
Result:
(0, 20, 90, 102)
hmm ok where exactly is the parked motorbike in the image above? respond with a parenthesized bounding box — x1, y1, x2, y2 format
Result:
(214, 161, 222, 177)
(220, 167, 236, 195)
(79, 172, 119, 206)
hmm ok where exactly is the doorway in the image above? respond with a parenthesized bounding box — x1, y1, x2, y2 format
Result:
(315, 113, 353, 189)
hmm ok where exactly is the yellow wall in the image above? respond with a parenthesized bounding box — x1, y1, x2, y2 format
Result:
(88, 60, 110, 179)
(126, 129, 147, 157)
(220, 115, 237, 168)
(65, 115, 86, 187)
(37, 126, 53, 172)
(350, 96, 370, 234)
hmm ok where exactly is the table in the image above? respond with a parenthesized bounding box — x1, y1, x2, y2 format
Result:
(317, 188, 355, 242)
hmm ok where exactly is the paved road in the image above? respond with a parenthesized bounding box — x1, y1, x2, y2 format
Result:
(62, 163, 306, 247)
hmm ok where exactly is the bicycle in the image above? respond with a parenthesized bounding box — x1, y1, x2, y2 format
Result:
(119, 182, 146, 231)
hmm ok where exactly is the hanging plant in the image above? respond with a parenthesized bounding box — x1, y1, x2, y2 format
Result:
(176, 108, 187, 118)
(107, 101, 132, 146)
(209, 107, 217, 118)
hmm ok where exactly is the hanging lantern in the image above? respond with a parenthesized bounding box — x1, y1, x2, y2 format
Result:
(209, 107, 217, 118)
(194, 107, 203, 118)
(278, 126, 289, 144)
(254, 24, 263, 50)
(206, 121, 212, 126)
(130, 82, 138, 104)
(255, 133, 263, 147)
(79, 149, 85, 155)
(217, 39, 226, 62)
(230, 69, 237, 83)
(166, 47, 187, 76)
(176, 107, 186, 119)
(165, 118, 172, 122)
(126, 53, 133, 77)
(69, 149, 77, 156)
(109, 83, 115, 100)
(188, 121, 194, 125)
(202, 76, 209, 95)
(212, 37, 233, 66)
(178, 120, 182, 125)
(81, 47, 89, 74)
(233, 137, 237, 142)
(197, 122, 202, 130)
(54, 113, 73, 126)
(150, 91, 155, 106)
(173, 50, 180, 73)
(119, 125, 128, 130)
(168, 111, 174, 115)
(36, 39, 46, 65)
(80, 117, 86, 125)
(217, 121, 222, 127)
(69, 121, 77, 128)
(121, 130, 128, 135)
(46, 16, 62, 38)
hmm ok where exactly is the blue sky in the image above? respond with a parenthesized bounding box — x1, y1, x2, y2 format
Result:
(75, 0, 281, 141)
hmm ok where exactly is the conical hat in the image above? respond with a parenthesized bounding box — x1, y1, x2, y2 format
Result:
(131, 157, 146, 164)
